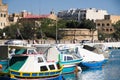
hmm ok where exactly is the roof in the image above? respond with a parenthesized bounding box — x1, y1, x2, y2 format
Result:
(23, 14, 50, 19)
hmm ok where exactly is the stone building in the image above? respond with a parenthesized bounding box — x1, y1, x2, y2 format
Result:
(9, 10, 58, 25)
(59, 28, 98, 42)
(95, 14, 120, 34)
(104, 15, 120, 24)
(0, 0, 8, 29)
(95, 19, 114, 34)
(58, 8, 108, 21)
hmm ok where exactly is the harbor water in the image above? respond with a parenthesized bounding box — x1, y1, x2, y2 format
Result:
(0, 49, 120, 80)
(63, 50, 120, 80)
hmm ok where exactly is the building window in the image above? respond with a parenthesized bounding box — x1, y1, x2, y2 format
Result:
(83, 14, 86, 17)
(110, 29, 113, 31)
(102, 23, 105, 27)
(4, 23, 5, 26)
(106, 29, 109, 32)
(1, 23, 2, 26)
(107, 23, 110, 26)
(4, 14, 6, 17)
(97, 23, 100, 26)
(1, 14, 3, 17)
(105, 15, 110, 20)
(102, 29, 105, 31)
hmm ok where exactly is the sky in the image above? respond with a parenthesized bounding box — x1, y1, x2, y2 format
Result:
(3, 0, 120, 15)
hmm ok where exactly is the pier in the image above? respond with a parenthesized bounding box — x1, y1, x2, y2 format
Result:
(83, 42, 120, 49)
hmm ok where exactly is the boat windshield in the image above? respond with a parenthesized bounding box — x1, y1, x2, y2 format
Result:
(28, 49, 36, 54)
(64, 56, 73, 61)
(38, 57, 43, 63)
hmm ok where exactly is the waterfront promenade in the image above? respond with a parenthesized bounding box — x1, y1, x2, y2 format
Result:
(1, 40, 120, 49)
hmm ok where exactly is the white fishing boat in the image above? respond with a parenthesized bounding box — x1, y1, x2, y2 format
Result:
(0, 46, 63, 80)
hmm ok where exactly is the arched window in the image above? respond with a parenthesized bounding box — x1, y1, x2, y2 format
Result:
(106, 29, 109, 32)
(110, 29, 113, 32)
(102, 23, 105, 27)
(4, 14, 6, 17)
(1, 14, 3, 17)
(97, 23, 100, 26)
(107, 23, 110, 26)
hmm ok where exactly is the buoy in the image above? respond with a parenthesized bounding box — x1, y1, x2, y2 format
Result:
(0, 64, 2, 69)
(74, 65, 78, 74)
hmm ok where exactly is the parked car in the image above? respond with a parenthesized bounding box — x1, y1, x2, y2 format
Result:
(4, 40, 27, 45)
(80, 40, 91, 44)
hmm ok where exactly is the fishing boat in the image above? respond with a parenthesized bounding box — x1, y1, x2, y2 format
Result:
(77, 45, 107, 69)
(59, 53, 82, 74)
(46, 44, 82, 74)
(83, 44, 110, 59)
(0, 46, 63, 80)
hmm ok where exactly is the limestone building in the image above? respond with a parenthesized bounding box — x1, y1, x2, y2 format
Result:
(0, 0, 8, 29)
(58, 8, 108, 21)
(59, 28, 98, 41)
(104, 15, 120, 24)
(95, 19, 114, 34)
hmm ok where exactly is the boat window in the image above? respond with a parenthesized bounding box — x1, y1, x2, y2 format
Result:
(64, 56, 67, 61)
(64, 56, 73, 61)
(28, 50, 34, 54)
(15, 49, 26, 54)
(49, 64, 55, 70)
(57, 63, 60, 69)
(38, 57, 43, 63)
(40, 66, 48, 71)
(67, 56, 73, 60)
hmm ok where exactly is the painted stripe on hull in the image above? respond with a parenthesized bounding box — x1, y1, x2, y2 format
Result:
(10, 75, 63, 80)
(79, 60, 107, 68)
(62, 66, 76, 74)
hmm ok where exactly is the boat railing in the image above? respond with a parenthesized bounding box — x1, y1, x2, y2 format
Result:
(10, 66, 63, 78)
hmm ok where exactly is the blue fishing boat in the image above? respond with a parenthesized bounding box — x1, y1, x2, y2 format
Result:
(0, 46, 63, 80)
(77, 45, 107, 69)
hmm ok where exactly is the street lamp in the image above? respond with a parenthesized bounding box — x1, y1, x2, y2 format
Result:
(55, 20, 58, 44)
(35, 21, 43, 43)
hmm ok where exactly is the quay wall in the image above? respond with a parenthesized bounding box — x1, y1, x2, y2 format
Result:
(0, 40, 120, 48)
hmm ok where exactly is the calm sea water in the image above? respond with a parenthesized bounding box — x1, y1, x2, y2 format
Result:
(0, 50, 120, 80)
(63, 50, 120, 80)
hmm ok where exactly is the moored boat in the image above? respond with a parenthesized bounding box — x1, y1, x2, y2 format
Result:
(46, 44, 82, 74)
(77, 45, 107, 69)
(0, 46, 63, 80)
